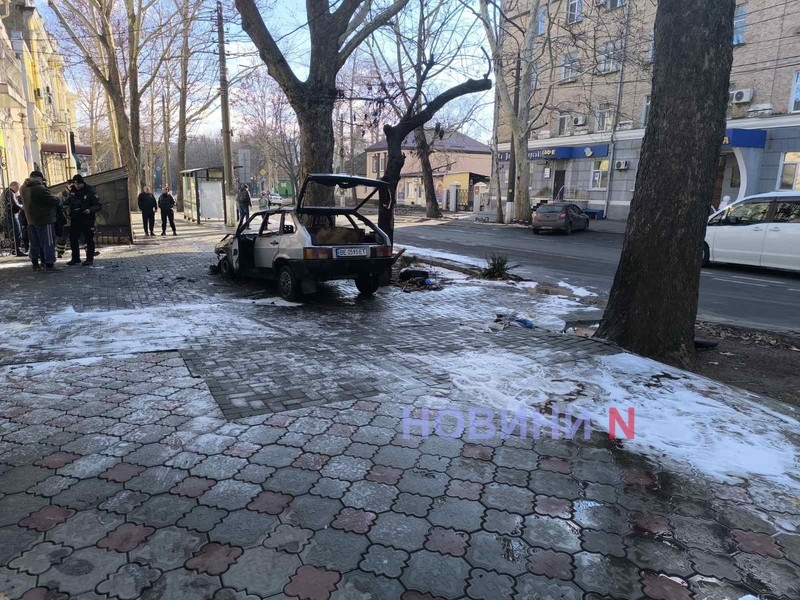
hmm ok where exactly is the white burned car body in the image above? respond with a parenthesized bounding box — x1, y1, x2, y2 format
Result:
(215, 174, 393, 300)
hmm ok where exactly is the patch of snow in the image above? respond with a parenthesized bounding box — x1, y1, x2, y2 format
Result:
(396, 244, 487, 268)
(557, 280, 597, 297)
(412, 348, 800, 491)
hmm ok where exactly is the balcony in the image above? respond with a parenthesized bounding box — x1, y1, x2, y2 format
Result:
(0, 43, 25, 109)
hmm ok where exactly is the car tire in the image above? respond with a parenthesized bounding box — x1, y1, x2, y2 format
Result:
(278, 265, 300, 301)
(584, 219, 590, 231)
(532, 228, 540, 235)
(219, 257, 234, 278)
(565, 221, 573, 235)
(702, 243, 710, 267)
(355, 274, 380, 296)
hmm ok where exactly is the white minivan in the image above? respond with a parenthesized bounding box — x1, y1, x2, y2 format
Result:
(704, 192, 800, 272)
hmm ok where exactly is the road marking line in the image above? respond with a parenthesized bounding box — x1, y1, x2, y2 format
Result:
(711, 278, 766, 287)
(730, 275, 786, 284)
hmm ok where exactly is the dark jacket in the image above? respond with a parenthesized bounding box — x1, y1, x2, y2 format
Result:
(20, 177, 60, 226)
(138, 192, 157, 213)
(237, 188, 252, 207)
(69, 184, 102, 222)
(158, 192, 176, 210)
(3, 187, 22, 215)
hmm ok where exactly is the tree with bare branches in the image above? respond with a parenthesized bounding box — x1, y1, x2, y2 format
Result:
(235, 0, 410, 206)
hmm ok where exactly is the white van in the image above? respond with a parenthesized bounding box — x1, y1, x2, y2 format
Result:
(704, 192, 800, 272)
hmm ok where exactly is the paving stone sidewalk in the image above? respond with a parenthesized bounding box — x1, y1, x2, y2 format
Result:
(0, 220, 798, 599)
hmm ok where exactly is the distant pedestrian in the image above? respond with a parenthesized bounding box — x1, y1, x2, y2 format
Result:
(237, 184, 252, 224)
(55, 184, 73, 258)
(137, 185, 157, 236)
(2, 181, 25, 256)
(259, 190, 270, 211)
(158, 186, 177, 236)
(19, 170, 60, 271)
(66, 174, 101, 266)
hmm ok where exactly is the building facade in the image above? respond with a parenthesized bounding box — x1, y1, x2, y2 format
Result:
(497, 0, 800, 220)
(366, 130, 491, 211)
(1, 0, 82, 186)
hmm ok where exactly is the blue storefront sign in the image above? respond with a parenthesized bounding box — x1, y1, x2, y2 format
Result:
(497, 145, 609, 162)
(722, 128, 766, 149)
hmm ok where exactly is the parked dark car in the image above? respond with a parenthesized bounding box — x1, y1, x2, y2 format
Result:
(532, 203, 590, 235)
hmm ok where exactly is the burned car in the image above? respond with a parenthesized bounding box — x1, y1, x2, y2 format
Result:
(215, 174, 393, 301)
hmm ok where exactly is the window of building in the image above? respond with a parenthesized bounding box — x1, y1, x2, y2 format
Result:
(566, 0, 582, 24)
(590, 159, 610, 190)
(379, 153, 386, 173)
(730, 163, 741, 188)
(647, 30, 655, 63)
(599, 40, 622, 74)
(792, 72, 800, 113)
(733, 3, 748, 46)
(779, 152, 800, 190)
(642, 95, 651, 127)
(562, 55, 579, 81)
(608, 0, 625, 8)
(372, 154, 379, 174)
(557, 113, 570, 136)
(532, 62, 542, 90)
(536, 6, 547, 35)
(596, 104, 614, 132)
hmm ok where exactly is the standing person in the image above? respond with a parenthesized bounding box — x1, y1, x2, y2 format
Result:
(259, 190, 270, 211)
(137, 185, 157, 236)
(158, 186, 177, 236)
(237, 184, 252, 224)
(19, 170, 60, 271)
(55, 184, 73, 259)
(2, 181, 25, 256)
(66, 174, 101, 266)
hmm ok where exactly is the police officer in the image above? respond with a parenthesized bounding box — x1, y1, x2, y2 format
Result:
(66, 174, 101, 266)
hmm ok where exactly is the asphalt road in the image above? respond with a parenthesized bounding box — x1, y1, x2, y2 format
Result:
(394, 219, 800, 334)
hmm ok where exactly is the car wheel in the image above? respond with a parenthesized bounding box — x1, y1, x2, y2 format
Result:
(565, 221, 573, 235)
(532, 228, 540, 235)
(219, 257, 234, 278)
(584, 219, 590, 231)
(355, 274, 380, 296)
(702, 243, 710, 267)
(278, 265, 300, 301)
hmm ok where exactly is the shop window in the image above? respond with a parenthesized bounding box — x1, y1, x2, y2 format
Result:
(779, 152, 800, 190)
(733, 3, 747, 46)
(730, 163, 741, 188)
(792, 72, 800, 113)
(566, 0, 582, 24)
(590, 159, 610, 190)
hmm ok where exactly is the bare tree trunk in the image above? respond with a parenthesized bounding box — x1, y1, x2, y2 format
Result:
(414, 127, 440, 218)
(105, 92, 121, 168)
(295, 97, 337, 205)
(595, 0, 735, 368)
(512, 132, 530, 221)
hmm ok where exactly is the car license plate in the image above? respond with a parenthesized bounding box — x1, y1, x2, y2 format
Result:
(334, 247, 369, 258)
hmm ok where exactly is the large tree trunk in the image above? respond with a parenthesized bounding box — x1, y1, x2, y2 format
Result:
(595, 0, 735, 368)
(415, 127, 441, 219)
(512, 131, 530, 221)
(378, 125, 405, 242)
(295, 96, 337, 206)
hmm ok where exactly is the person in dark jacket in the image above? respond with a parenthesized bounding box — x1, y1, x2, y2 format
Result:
(55, 184, 73, 258)
(2, 181, 25, 256)
(237, 184, 252, 224)
(66, 174, 101, 266)
(19, 171, 60, 271)
(137, 185, 157, 236)
(158, 187, 177, 236)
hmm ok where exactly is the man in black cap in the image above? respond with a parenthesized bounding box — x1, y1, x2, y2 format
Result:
(157, 186, 177, 236)
(66, 174, 101, 266)
(19, 171, 60, 271)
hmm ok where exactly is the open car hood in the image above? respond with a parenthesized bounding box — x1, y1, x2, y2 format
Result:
(296, 174, 389, 211)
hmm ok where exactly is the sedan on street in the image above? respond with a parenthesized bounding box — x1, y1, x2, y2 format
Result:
(532, 203, 590, 235)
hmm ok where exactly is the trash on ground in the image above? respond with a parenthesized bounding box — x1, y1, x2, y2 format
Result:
(399, 267, 430, 281)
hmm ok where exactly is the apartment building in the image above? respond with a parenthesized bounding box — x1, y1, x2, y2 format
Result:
(366, 130, 491, 210)
(496, 0, 800, 219)
(1, 0, 83, 186)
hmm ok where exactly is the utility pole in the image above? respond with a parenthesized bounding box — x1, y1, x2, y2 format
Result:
(162, 93, 170, 191)
(217, 0, 234, 224)
(507, 53, 521, 220)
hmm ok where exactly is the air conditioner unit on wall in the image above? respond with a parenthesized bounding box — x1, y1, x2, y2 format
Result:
(573, 116, 587, 127)
(614, 160, 630, 171)
(595, 0, 607, 6)
(730, 89, 753, 104)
